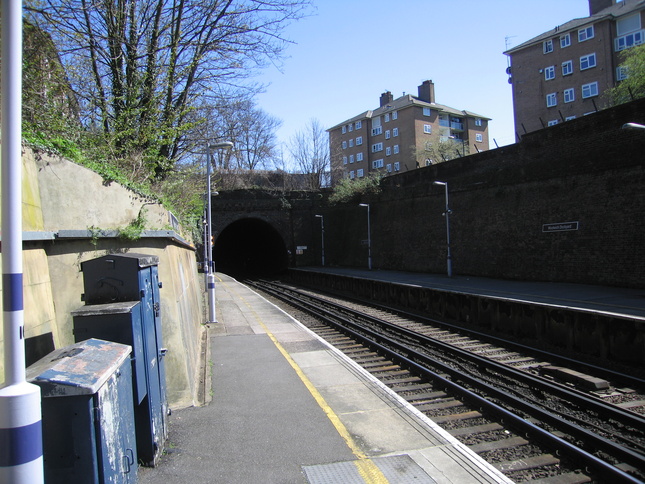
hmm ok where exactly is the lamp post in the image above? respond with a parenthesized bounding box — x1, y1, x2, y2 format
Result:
(315, 215, 325, 266)
(433, 181, 452, 278)
(205, 141, 233, 323)
(358, 203, 372, 270)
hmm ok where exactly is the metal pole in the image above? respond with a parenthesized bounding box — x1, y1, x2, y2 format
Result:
(205, 142, 232, 324)
(315, 215, 325, 266)
(359, 204, 372, 270)
(0, 0, 44, 481)
(433, 181, 452, 277)
(205, 145, 216, 323)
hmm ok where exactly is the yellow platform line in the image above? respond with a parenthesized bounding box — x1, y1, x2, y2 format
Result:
(233, 288, 389, 484)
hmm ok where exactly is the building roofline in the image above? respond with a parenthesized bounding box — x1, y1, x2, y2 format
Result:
(504, 0, 645, 55)
(327, 94, 491, 132)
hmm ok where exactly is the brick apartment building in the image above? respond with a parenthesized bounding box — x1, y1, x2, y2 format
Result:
(505, 0, 645, 136)
(328, 80, 490, 184)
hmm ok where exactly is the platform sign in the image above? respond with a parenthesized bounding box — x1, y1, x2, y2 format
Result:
(542, 221, 579, 233)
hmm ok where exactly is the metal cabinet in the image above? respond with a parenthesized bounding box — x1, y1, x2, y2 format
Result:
(78, 253, 168, 466)
(27, 339, 137, 484)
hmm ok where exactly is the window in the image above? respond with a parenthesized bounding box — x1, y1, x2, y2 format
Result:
(349, 154, 354, 164)
(423, 107, 431, 116)
(355, 121, 362, 129)
(393, 127, 399, 137)
(348, 124, 353, 132)
(394, 162, 400, 171)
(544, 66, 555, 80)
(617, 13, 640, 36)
(562, 60, 573, 76)
(564, 88, 575, 103)
(371, 142, 383, 153)
(548, 120, 559, 126)
(384, 113, 390, 122)
(342, 126, 346, 134)
(343, 156, 348, 165)
(392, 111, 398, 120)
(475, 118, 482, 127)
(342, 141, 347, 149)
(615, 30, 644, 51)
(357, 169, 364, 177)
(356, 136, 363, 145)
(582, 81, 598, 98)
(543, 39, 553, 53)
(560, 33, 571, 48)
(393, 145, 399, 154)
(349, 170, 355, 179)
(475, 133, 483, 142)
(386, 163, 392, 173)
(617, 65, 629, 81)
(578, 25, 594, 42)
(565, 115, 576, 121)
(385, 130, 391, 139)
(372, 126, 382, 136)
(386, 147, 391, 156)
(348, 139, 354, 148)
(424, 124, 432, 134)
(546, 92, 557, 107)
(356, 152, 363, 162)
(580, 53, 596, 70)
(372, 159, 384, 169)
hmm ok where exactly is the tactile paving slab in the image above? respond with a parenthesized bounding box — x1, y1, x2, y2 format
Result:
(303, 454, 436, 483)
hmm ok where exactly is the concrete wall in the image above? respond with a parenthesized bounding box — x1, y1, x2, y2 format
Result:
(0, 147, 205, 409)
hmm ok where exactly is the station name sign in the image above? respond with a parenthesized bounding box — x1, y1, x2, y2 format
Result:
(542, 221, 579, 233)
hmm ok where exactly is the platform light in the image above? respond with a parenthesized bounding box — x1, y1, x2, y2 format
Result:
(433, 181, 452, 278)
(315, 215, 325, 266)
(358, 203, 372, 270)
(205, 142, 233, 324)
(622, 123, 645, 130)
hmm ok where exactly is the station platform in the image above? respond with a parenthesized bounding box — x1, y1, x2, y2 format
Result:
(291, 267, 645, 319)
(138, 273, 511, 484)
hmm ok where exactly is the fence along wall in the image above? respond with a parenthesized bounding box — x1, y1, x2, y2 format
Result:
(0, 147, 205, 409)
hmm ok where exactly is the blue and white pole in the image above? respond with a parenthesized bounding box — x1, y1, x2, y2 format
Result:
(0, 1, 44, 482)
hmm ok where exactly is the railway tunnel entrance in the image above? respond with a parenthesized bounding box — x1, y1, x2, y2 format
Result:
(214, 218, 289, 278)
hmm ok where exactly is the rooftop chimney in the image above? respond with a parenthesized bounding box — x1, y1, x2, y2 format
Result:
(380, 91, 394, 107)
(589, 0, 614, 15)
(418, 80, 435, 103)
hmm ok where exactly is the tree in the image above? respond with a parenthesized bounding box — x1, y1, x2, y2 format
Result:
(412, 138, 468, 167)
(26, 0, 311, 180)
(288, 118, 329, 190)
(605, 43, 645, 105)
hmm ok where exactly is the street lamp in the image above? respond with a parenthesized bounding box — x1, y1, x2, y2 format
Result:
(205, 141, 233, 323)
(433, 181, 452, 278)
(315, 215, 325, 266)
(358, 203, 372, 270)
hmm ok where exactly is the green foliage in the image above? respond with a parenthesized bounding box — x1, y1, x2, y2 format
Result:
(329, 173, 383, 204)
(118, 208, 148, 241)
(605, 44, 645, 105)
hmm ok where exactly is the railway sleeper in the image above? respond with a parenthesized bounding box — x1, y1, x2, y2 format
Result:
(523, 472, 592, 483)
(494, 453, 560, 473)
(411, 398, 464, 410)
(470, 435, 529, 454)
(431, 410, 483, 423)
(448, 422, 503, 437)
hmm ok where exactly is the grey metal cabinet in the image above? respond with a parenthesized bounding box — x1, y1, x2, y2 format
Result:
(27, 339, 137, 484)
(78, 253, 168, 466)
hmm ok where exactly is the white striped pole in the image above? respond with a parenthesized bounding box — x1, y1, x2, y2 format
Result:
(0, 0, 44, 482)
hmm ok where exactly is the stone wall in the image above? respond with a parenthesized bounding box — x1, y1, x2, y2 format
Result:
(0, 147, 205, 409)
(318, 98, 645, 287)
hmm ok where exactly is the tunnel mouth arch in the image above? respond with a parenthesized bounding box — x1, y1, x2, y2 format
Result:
(214, 217, 289, 278)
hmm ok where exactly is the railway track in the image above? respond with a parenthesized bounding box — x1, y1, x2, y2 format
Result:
(247, 279, 645, 484)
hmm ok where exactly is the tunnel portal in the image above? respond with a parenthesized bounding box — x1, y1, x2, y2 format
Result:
(214, 217, 289, 278)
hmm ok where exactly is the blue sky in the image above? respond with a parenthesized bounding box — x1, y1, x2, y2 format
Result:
(254, 0, 590, 158)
